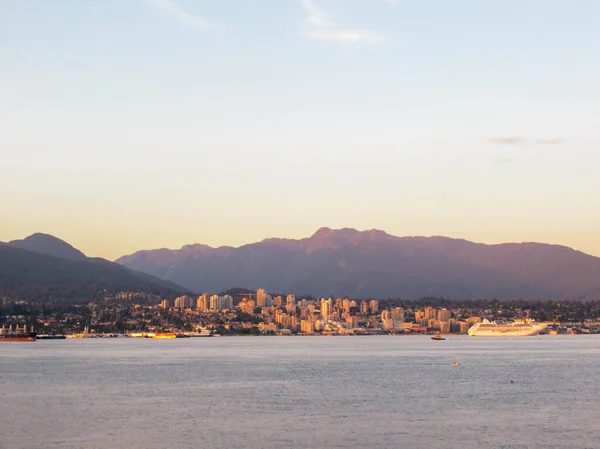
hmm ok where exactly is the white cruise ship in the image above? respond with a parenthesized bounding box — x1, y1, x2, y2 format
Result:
(468, 319, 548, 336)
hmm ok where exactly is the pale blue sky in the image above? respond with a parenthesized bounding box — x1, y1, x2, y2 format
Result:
(1, 0, 599, 259)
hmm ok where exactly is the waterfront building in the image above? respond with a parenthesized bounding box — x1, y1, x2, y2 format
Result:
(437, 308, 451, 322)
(392, 307, 405, 322)
(301, 320, 314, 334)
(440, 321, 451, 333)
(424, 307, 435, 320)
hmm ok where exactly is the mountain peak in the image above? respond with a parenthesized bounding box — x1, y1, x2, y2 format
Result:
(311, 227, 360, 239)
(116, 228, 600, 300)
(8, 233, 87, 261)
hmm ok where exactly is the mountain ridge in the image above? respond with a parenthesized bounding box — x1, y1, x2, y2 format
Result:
(0, 234, 186, 303)
(116, 227, 600, 301)
(7, 233, 87, 261)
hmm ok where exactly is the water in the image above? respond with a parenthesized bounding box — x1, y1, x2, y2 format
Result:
(1, 336, 598, 449)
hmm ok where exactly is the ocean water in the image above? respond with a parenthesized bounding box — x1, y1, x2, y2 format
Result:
(1, 336, 598, 449)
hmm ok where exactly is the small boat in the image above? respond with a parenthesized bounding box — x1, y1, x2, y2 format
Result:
(431, 331, 445, 341)
(36, 334, 66, 340)
(453, 361, 461, 366)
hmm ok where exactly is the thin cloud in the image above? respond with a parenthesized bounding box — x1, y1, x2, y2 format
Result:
(487, 137, 526, 145)
(297, 0, 332, 26)
(534, 138, 563, 145)
(306, 28, 383, 43)
(296, 0, 383, 44)
(487, 137, 564, 145)
(493, 156, 515, 164)
(145, 0, 219, 31)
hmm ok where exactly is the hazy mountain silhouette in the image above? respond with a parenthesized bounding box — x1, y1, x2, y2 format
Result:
(0, 235, 184, 302)
(7, 233, 87, 261)
(116, 227, 600, 300)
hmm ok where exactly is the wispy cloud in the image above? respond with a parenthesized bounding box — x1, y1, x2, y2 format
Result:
(297, 0, 332, 26)
(533, 138, 563, 145)
(487, 137, 526, 145)
(296, 0, 383, 43)
(145, 0, 219, 31)
(487, 137, 563, 145)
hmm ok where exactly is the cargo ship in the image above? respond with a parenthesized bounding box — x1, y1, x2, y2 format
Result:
(0, 324, 37, 342)
(468, 319, 548, 336)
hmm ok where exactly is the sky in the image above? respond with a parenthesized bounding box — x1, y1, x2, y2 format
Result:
(1, 0, 599, 260)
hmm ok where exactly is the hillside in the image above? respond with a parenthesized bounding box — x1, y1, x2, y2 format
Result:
(7, 233, 87, 261)
(0, 243, 184, 303)
(116, 227, 600, 301)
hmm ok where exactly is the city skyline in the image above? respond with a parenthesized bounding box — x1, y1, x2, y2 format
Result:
(2, 0, 599, 260)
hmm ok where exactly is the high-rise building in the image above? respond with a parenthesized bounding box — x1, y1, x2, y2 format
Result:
(174, 295, 193, 309)
(392, 307, 405, 322)
(346, 316, 358, 329)
(360, 301, 370, 314)
(382, 318, 394, 330)
(369, 300, 379, 313)
(265, 294, 273, 307)
(197, 293, 209, 310)
(299, 306, 310, 318)
(273, 296, 283, 307)
(160, 299, 170, 309)
(424, 307, 435, 320)
(286, 302, 297, 315)
(209, 295, 219, 311)
(286, 294, 296, 306)
(342, 298, 351, 313)
(437, 308, 451, 322)
(321, 298, 333, 320)
(301, 320, 314, 334)
(219, 295, 234, 310)
(335, 298, 343, 310)
(256, 289, 267, 307)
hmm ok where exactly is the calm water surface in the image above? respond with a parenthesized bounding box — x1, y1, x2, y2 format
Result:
(1, 336, 599, 449)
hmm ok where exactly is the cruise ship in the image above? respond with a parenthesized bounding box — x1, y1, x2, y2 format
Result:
(468, 319, 548, 336)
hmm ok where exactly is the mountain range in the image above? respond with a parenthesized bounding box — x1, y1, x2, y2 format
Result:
(0, 233, 183, 302)
(116, 227, 600, 301)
